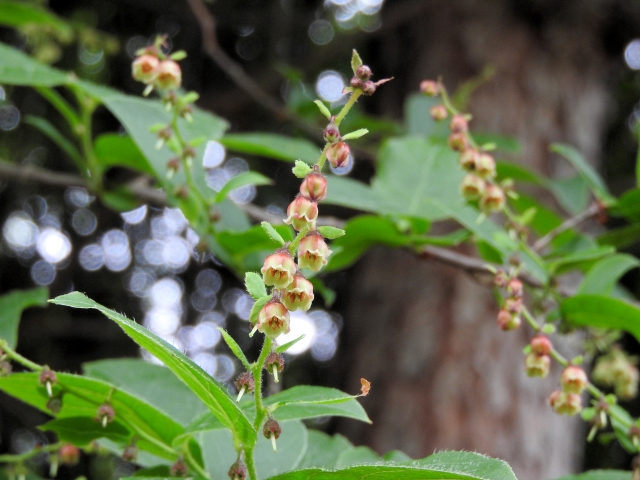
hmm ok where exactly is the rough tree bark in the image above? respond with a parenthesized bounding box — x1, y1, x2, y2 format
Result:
(336, 1, 618, 479)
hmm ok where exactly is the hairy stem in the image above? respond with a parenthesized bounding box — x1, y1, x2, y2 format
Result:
(334, 90, 362, 126)
(0, 442, 63, 464)
(0, 340, 43, 372)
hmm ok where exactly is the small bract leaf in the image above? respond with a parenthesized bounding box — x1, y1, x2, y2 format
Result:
(351, 49, 363, 75)
(245, 272, 268, 300)
(342, 129, 369, 141)
(262, 221, 286, 245)
(293, 160, 313, 179)
(275, 335, 306, 354)
(314, 100, 332, 120)
(169, 50, 187, 61)
(249, 295, 271, 325)
(219, 328, 251, 371)
(317, 226, 346, 239)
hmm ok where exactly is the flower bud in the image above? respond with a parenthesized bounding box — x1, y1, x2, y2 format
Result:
(449, 114, 468, 133)
(263, 418, 282, 452)
(234, 372, 255, 403)
(58, 444, 80, 465)
(166, 158, 180, 179)
(460, 174, 485, 201)
(430, 105, 448, 121)
(592, 347, 639, 400)
(549, 390, 582, 416)
(420, 80, 439, 96)
(284, 195, 319, 231)
(261, 252, 296, 289)
(132, 54, 160, 84)
(504, 297, 522, 314)
(530, 335, 552, 356)
(506, 278, 523, 298)
(480, 184, 505, 213)
(447, 132, 468, 152)
(171, 458, 189, 477)
(228, 458, 248, 480)
(475, 153, 496, 178)
(39, 367, 57, 398)
(281, 274, 314, 311)
(47, 395, 63, 414)
(298, 232, 331, 272)
(265, 352, 285, 383)
(96, 403, 115, 427)
(122, 443, 138, 462)
(326, 141, 350, 169)
(459, 149, 479, 171)
(323, 121, 340, 143)
(561, 366, 588, 394)
(497, 309, 520, 331)
(300, 173, 327, 202)
(525, 353, 550, 378)
(350, 76, 363, 89)
(494, 270, 508, 288)
(258, 300, 290, 339)
(362, 80, 376, 96)
(356, 65, 372, 81)
(154, 60, 182, 90)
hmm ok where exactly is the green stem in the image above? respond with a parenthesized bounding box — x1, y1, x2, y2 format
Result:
(0, 442, 63, 464)
(170, 112, 198, 194)
(0, 340, 43, 372)
(334, 90, 362, 126)
(182, 442, 211, 479)
(288, 226, 310, 256)
(251, 337, 273, 431)
(521, 308, 541, 333)
(245, 448, 258, 480)
(76, 94, 101, 191)
(34, 87, 81, 129)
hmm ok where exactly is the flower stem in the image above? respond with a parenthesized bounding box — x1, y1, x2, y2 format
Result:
(334, 90, 362, 126)
(0, 340, 43, 372)
(0, 442, 63, 464)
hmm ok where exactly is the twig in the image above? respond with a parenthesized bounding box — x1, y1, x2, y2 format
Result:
(532, 203, 601, 252)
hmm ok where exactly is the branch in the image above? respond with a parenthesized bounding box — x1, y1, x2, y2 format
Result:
(532, 202, 601, 252)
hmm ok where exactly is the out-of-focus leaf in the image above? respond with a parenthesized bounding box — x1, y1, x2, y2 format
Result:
(221, 133, 320, 164)
(24, 115, 84, 169)
(0, 1, 72, 38)
(598, 223, 640, 249)
(0, 287, 48, 348)
(550, 143, 612, 203)
(214, 171, 272, 203)
(297, 430, 353, 470)
(40, 416, 132, 446)
(0, 42, 70, 86)
(577, 254, 640, 295)
(94, 133, 154, 175)
(552, 471, 631, 480)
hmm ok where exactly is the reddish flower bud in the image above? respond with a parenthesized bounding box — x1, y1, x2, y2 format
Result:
(154, 60, 182, 90)
(96, 403, 115, 427)
(261, 252, 296, 289)
(265, 352, 285, 376)
(323, 121, 341, 143)
(281, 274, 314, 311)
(263, 418, 282, 452)
(132, 55, 159, 84)
(475, 153, 496, 178)
(525, 353, 550, 378)
(504, 297, 522, 314)
(59, 444, 80, 465)
(298, 232, 331, 272)
(258, 300, 290, 339)
(39, 367, 57, 398)
(459, 149, 479, 171)
(362, 80, 376, 96)
(285, 195, 319, 231)
(171, 458, 189, 477)
(300, 173, 327, 202)
(460, 174, 485, 201)
(480, 184, 506, 213)
(356, 65, 372, 81)
(228, 458, 248, 480)
(561, 366, 588, 394)
(430, 105, 448, 121)
(420, 80, 439, 96)
(494, 270, 508, 288)
(449, 114, 468, 133)
(326, 141, 350, 169)
(530, 335, 552, 356)
(122, 444, 138, 462)
(506, 278, 523, 298)
(234, 372, 255, 403)
(350, 76, 363, 89)
(447, 132, 468, 152)
(549, 390, 582, 416)
(497, 308, 520, 331)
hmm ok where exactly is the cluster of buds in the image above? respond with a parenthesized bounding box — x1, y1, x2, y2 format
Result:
(549, 365, 588, 416)
(348, 63, 392, 97)
(525, 335, 552, 378)
(495, 273, 523, 331)
(592, 346, 640, 400)
(131, 36, 183, 95)
(323, 119, 351, 170)
(421, 79, 507, 214)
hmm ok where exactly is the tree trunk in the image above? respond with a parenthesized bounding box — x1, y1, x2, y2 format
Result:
(337, 1, 615, 479)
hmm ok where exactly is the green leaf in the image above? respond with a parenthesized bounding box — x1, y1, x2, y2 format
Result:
(547, 246, 615, 275)
(245, 272, 268, 300)
(577, 254, 640, 295)
(317, 226, 345, 239)
(94, 133, 154, 175)
(314, 100, 332, 120)
(262, 221, 286, 246)
(40, 416, 132, 446)
(297, 430, 353, 470)
(250, 296, 271, 325)
(336, 446, 379, 468)
(411, 451, 517, 480)
(351, 49, 363, 75)
(0, 1, 73, 39)
(0, 42, 70, 86)
(550, 143, 612, 203)
(293, 160, 313, 178)
(214, 171, 272, 203)
(598, 223, 640, 249)
(275, 335, 306, 354)
(561, 294, 640, 343)
(609, 188, 640, 222)
(0, 287, 48, 348)
(221, 133, 320, 164)
(200, 420, 308, 480)
(552, 471, 632, 480)
(219, 328, 251, 371)
(49, 292, 256, 448)
(24, 116, 84, 170)
(264, 386, 370, 424)
(546, 175, 590, 215)
(82, 358, 208, 427)
(341, 129, 368, 141)
(0, 372, 183, 460)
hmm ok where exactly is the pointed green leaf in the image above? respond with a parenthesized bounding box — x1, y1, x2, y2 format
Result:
(261, 221, 286, 246)
(24, 116, 84, 169)
(317, 226, 345, 239)
(336, 446, 379, 468)
(49, 292, 256, 448)
(219, 328, 251, 371)
(221, 133, 320, 164)
(314, 100, 332, 120)
(351, 49, 363, 75)
(293, 160, 313, 179)
(297, 430, 353, 470)
(550, 143, 612, 203)
(40, 416, 132, 446)
(0, 42, 70, 86)
(94, 133, 154, 175)
(250, 295, 271, 325)
(411, 451, 517, 480)
(341, 129, 368, 141)
(0, 287, 48, 348)
(214, 171, 272, 203)
(275, 335, 306, 354)
(245, 272, 268, 300)
(578, 254, 640, 295)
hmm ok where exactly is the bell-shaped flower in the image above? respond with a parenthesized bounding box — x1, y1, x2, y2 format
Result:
(284, 195, 318, 231)
(154, 60, 182, 90)
(132, 55, 160, 84)
(326, 141, 350, 169)
(261, 251, 296, 288)
(257, 300, 290, 339)
(298, 232, 331, 272)
(281, 274, 314, 311)
(300, 173, 327, 202)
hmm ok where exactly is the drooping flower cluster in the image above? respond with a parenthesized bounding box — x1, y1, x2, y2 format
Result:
(592, 346, 640, 400)
(549, 365, 588, 416)
(131, 37, 183, 95)
(494, 272, 523, 331)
